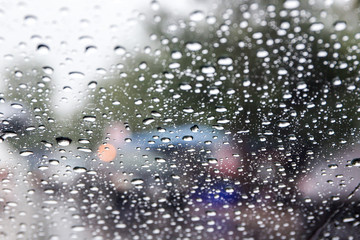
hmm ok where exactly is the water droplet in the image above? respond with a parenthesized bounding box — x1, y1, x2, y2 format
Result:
(11, 103, 23, 109)
(209, 88, 220, 95)
(24, 15, 37, 25)
(183, 108, 194, 113)
(115, 223, 127, 229)
(143, 118, 155, 125)
(56, 137, 72, 146)
(216, 106, 227, 113)
(297, 82, 307, 90)
(191, 125, 199, 132)
(88, 81, 97, 89)
(114, 46, 126, 55)
(180, 83, 192, 90)
(131, 179, 144, 185)
(85, 45, 97, 54)
(190, 11, 205, 21)
(134, 99, 143, 105)
(328, 164, 338, 169)
(73, 167, 87, 173)
(37, 44, 50, 54)
(71, 225, 85, 232)
(83, 116, 96, 122)
(256, 50, 268, 58)
(77, 147, 92, 153)
(171, 51, 182, 59)
(332, 77, 342, 86)
(20, 151, 34, 156)
(1, 131, 17, 139)
(186, 42, 202, 51)
(155, 157, 166, 163)
(69, 72, 85, 79)
(182, 136, 193, 141)
(333, 21, 347, 31)
(278, 121, 290, 128)
(310, 22, 324, 32)
(201, 66, 216, 74)
(217, 57, 233, 66)
(283, 0, 300, 9)
(351, 158, 360, 167)
(42, 66, 54, 74)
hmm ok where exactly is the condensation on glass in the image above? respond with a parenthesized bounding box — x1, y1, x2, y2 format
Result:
(0, 0, 360, 239)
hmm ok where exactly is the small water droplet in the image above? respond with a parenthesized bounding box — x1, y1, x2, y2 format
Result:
(171, 51, 182, 59)
(56, 137, 72, 146)
(88, 81, 97, 89)
(310, 22, 324, 32)
(69, 72, 85, 79)
(182, 136, 193, 141)
(333, 21, 347, 31)
(201, 66, 216, 74)
(20, 151, 34, 156)
(283, 0, 300, 9)
(217, 57, 233, 66)
(83, 116, 96, 122)
(180, 83, 192, 91)
(131, 179, 144, 185)
(256, 50, 268, 58)
(278, 121, 290, 128)
(143, 118, 155, 125)
(186, 42, 202, 51)
(351, 158, 360, 167)
(37, 44, 50, 54)
(114, 46, 126, 55)
(11, 103, 23, 109)
(190, 10, 205, 21)
(24, 15, 37, 25)
(73, 167, 87, 173)
(191, 125, 199, 132)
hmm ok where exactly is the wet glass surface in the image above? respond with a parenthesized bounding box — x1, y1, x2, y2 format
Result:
(1, 0, 360, 239)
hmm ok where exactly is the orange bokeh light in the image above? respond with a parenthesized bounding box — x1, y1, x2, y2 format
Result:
(98, 143, 117, 162)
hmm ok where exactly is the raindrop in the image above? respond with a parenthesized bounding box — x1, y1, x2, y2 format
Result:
(310, 22, 324, 32)
(182, 136, 193, 141)
(56, 137, 72, 146)
(69, 72, 85, 79)
(332, 77, 342, 86)
(180, 83, 192, 90)
(24, 15, 37, 25)
(190, 11, 205, 21)
(283, 0, 300, 9)
(114, 46, 126, 55)
(134, 99, 143, 105)
(191, 125, 199, 132)
(186, 42, 202, 51)
(217, 57, 233, 66)
(201, 66, 216, 74)
(131, 179, 144, 185)
(83, 116, 96, 122)
(351, 158, 360, 167)
(143, 118, 155, 125)
(155, 157, 166, 163)
(37, 44, 50, 54)
(73, 167, 87, 173)
(278, 120, 290, 128)
(171, 51, 182, 59)
(333, 21, 347, 31)
(20, 151, 34, 156)
(88, 81, 97, 89)
(11, 103, 23, 109)
(256, 50, 268, 58)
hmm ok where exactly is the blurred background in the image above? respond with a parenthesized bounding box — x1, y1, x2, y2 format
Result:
(1, 0, 360, 239)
